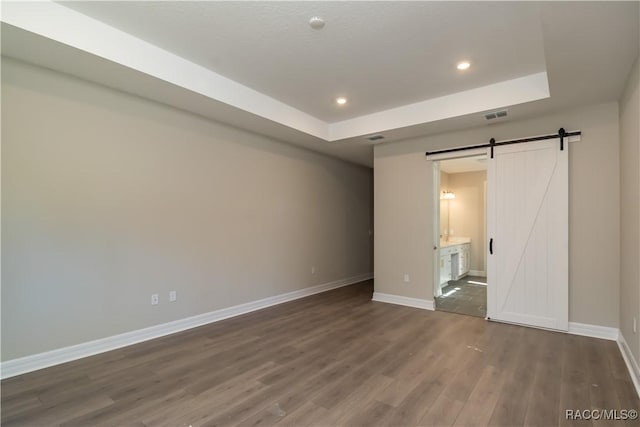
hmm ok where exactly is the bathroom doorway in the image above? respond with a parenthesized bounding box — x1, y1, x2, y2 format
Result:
(433, 155, 487, 318)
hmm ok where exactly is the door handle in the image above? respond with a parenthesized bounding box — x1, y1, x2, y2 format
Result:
(489, 238, 493, 255)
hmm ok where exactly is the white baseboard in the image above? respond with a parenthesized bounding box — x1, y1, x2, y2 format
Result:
(1, 273, 373, 379)
(618, 332, 640, 399)
(567, 322, 619, 341)
(468, 270, 486, 277)
(372, 292, 434, 311)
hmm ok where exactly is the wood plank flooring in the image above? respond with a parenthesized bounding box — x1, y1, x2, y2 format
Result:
(2, 280, 639, 427)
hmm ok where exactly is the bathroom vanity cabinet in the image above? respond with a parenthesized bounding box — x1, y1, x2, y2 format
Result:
(439, 240, 470, 288)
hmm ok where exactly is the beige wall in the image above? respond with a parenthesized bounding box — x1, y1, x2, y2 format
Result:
(375, 101, 620, 327)
(374, 149, 432, 301)
(1, 58, 373, 361)
(619, 55, 640, 363)
(439, 171, 450, 238)
(448, 171, 486, 273)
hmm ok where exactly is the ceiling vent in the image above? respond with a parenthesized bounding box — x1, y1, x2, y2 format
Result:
(484, 110, 508, 121)
(367, 135, 385, 141)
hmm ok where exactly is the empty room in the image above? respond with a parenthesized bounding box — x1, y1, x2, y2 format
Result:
(1, 1, 639, 426)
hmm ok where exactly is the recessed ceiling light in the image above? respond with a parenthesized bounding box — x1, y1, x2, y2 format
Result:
(457, 61, 471, 70)
(336, 97, 348, 105)
(309, 16, 325, 30)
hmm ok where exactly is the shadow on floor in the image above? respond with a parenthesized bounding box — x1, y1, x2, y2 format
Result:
(435, 276, 487, 318)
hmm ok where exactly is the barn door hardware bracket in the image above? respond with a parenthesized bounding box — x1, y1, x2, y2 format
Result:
(425, 129, 581, 158)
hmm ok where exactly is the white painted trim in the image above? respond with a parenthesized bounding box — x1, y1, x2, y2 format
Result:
(468, 270, 487, 277)
(0, 273, 372, 379)
(432, 162, 442, 298)
(567, 322, 619, 341)
(567, 134, 581, 143)
(426, 148, 488, 161)
(372, 292, 434, 311)
(617, 332, 640, 399)
(1, 0, 329, 140)
(1, 1, 552, 143)
(330, 72, 550, 140)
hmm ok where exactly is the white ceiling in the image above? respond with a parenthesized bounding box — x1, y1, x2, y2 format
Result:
(56, 1, 547, 123)
(440, 156, 487, 174)
(1, 1, 638, 167)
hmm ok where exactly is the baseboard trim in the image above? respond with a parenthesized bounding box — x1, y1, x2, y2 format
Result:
(372, 292, 434, 311)
(468, 270, 487, 277)
(567, 322, 619, 341)
(617, 332, 640, 399)
(1, 273, 373, 379)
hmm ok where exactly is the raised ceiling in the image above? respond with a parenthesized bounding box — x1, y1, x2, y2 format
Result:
(56, 1, 547, 123)
(1, 1, 638, 167)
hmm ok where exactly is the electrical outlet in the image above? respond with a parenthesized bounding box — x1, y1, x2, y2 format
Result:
(311, 266, 315, 275)
(404, 274, 410, 283)
(169, 291, 177, 302)
(634, 317, 637, 334)
(151, 294, 159, 305)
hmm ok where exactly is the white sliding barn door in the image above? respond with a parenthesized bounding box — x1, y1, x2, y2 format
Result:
(487, 139, 568, 331)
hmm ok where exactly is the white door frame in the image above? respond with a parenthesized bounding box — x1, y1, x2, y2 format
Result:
(429, 148, 488, 300)
(432, 161, 441, 297)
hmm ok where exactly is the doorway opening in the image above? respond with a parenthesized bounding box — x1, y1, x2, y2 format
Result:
(428, 133, 570, 330)
(433, 155, 487, 318)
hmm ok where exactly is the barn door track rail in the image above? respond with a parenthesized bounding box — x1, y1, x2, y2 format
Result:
(425, 128, 582, 158)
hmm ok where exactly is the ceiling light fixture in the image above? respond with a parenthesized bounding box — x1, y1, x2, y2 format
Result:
(441, 190, 456, 200)
(457, 61, 471, 70)
(309, 16, 325, 30)
(336, 97, 348, 105)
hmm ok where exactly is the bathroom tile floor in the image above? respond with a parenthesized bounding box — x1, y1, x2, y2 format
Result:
(435, 276, 487, 318)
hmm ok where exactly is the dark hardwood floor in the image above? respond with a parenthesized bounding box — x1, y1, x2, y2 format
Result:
(2, 280, 639, 427)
